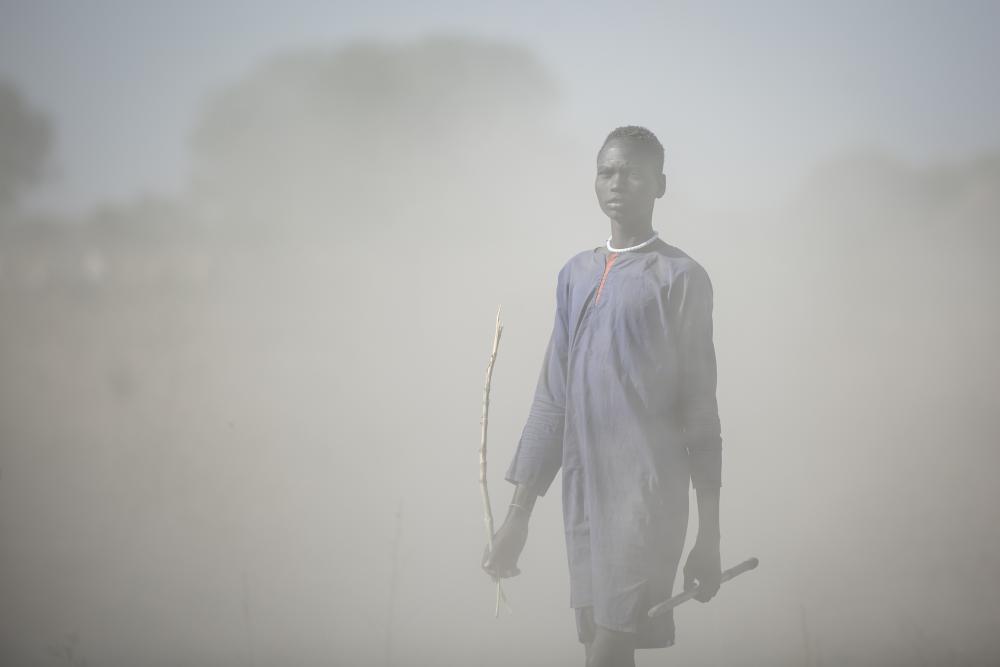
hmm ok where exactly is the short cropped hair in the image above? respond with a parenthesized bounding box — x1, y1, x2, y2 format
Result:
(599, 126, 665, 174)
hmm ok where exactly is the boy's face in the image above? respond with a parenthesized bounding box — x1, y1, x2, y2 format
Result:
(594, 139, 666, 225)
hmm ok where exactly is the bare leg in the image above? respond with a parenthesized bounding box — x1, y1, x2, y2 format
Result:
(584, 626, 636, 667)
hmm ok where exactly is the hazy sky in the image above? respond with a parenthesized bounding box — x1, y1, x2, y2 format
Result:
(1, 0, 999, 215)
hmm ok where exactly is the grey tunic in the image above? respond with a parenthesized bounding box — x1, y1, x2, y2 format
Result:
(505, 237, 722, 642)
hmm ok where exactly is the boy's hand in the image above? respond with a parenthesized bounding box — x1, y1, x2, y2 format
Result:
(481, 513, 529, 579)
(683, 538, 721, 602)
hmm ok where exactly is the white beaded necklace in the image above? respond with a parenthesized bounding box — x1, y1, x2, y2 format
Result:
(606, 230, 659, 253)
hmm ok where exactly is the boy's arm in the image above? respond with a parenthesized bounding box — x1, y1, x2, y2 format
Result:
(677, 264, 722, 489)
(481, 483, 539, 578)
(684, 486, 722, 601)
(694, 486, 720, 540)
(483, 266, 570, 579)
(502, 266, 570, 497)
(677, 264, 724, 601)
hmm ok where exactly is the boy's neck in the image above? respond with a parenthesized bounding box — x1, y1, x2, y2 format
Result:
(609, 218, 655, 249)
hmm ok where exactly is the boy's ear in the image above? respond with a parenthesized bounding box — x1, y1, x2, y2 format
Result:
(656, 173, 666, 198)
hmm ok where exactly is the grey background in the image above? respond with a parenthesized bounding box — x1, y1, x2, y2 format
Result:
(1, 2, 998, 665)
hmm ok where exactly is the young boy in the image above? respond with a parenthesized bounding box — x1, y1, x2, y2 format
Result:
(483, 126, 723, 667)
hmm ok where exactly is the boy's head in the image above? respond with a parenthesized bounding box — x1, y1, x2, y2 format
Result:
(595, 126, 666, 224)
(598, 126, 665, 174)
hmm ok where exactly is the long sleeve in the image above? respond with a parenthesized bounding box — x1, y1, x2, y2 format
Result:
(675, 264, 723, 489)
(504, 267, 569, 496)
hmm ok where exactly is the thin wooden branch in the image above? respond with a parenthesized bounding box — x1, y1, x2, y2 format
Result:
(480, 305, 507, 616)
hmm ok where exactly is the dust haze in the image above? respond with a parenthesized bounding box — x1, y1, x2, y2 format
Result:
(1, 35, 998, 666)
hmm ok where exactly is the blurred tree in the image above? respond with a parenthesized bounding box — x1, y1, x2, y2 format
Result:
(189, 36, 580, 238)
(0, 79, 52, 211)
